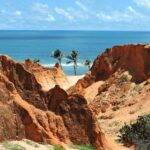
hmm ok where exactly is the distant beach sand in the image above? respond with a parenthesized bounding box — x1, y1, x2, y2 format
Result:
(66, 75, 84, 89)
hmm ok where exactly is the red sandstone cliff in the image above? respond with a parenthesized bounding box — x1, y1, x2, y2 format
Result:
(67, 44, 150, 149)
(24, 59, 70, 91)
(91, 44, 150, 82)
(68, 44, 150, 95)
(0, 55, 107, 150)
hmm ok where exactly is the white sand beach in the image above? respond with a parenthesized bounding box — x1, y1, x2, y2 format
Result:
(67, 75, 84, 89)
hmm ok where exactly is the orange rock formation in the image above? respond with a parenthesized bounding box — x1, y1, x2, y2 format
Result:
(0, 55, 107, 150)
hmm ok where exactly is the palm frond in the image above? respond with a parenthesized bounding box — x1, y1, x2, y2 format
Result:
(66, 55, 74, 60)
(51, 49, 62, 59)
(84, 60, 91, 66)
(66, 60, 72, 64)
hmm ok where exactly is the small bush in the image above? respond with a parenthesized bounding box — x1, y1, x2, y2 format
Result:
(118, 72, 132, 84)
(118, 114, 150, 146)
(133, 84, 143, 93)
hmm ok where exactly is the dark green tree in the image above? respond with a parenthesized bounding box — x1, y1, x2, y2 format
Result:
(119, 114, 150, 147)
(84, 59, 92, 70)
(51, 49, 63, 67)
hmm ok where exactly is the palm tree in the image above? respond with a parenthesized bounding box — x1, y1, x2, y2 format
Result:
(84, 59, 92, 70)
(66, 50, 78, 76)
(51, 49, 63, 67)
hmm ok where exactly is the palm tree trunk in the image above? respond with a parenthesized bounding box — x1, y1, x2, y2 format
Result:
(59, 59, 62, 69)
(73, 63, 77, 76)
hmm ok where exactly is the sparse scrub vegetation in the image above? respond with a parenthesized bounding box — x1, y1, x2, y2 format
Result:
(53, 145, 64, 150)
(109, 121, 119, 128)
(119, 72, 131, 83)
(24, 139, 39, 148)
(2, 141, 25, 150)
(99, 113, 114, 120)
(118, 114, 150, 147)
(133, 84, 143, 93)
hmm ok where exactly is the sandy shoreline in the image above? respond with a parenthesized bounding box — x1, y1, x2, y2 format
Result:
(67, 75, 84, 88)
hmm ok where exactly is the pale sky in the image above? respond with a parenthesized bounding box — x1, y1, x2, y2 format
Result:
(0, 0, 150, 30)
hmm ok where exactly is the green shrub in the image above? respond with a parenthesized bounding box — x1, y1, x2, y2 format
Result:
(118, 114, 150, 146)
(75, 145, 95, 150)
(53, 145, 64, 150)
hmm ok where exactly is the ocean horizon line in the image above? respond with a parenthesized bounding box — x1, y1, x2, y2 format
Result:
(0, 30, 150, 32)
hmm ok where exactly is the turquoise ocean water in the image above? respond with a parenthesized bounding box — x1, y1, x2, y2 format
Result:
(0, 30, 150, 75)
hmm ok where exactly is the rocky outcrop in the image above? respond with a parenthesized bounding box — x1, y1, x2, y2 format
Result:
(46, 86, 107, 149)
(67, 72, 96, 95)
(69, 44, 150, 95)
(91, 44, 150, 83)
(0, 55, 107, 150)
(0, 73, 25, 141)
(0, 73, 69, 147)
(0, 55, 47, 110)
(56, 94, 107, 149)
(46, 85, 68, 112)
(24, 59, 70, 91)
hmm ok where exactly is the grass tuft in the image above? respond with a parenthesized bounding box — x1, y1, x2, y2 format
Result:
(53, 145, 64, 150)
(2, 141, 25, 150)
(75, 145, 95, 150)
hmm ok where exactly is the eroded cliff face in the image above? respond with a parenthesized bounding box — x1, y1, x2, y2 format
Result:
(91, 44, 150, 83)
(24, 60, 70, 91)
(0, 74, 25, 141)
(0, 55, 107, 150)
(0, 55, 47, 110)
(69, 44, 150, 95)
(68, 44, 150, 148)
(90, 71, 150, 147)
